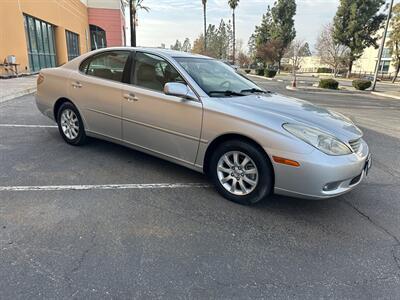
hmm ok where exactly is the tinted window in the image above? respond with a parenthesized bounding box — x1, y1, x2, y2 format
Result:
(82, 51, 130, 82)
(23, 15, 56, 72)
(90, 25, 107, 50)
(133, 52, 184, 92)
(66, 30, 80, 61)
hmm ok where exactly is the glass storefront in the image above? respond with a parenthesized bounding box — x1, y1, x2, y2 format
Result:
(90, 25, 107, 50)
(24, 15, 56, 72)
(66, 30, 80, 61)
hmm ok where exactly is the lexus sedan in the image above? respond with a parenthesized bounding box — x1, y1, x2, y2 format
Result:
(36, 47, 371, 205)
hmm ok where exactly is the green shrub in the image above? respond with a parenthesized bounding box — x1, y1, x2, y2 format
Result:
(317, 67, 333, 73)
(352, 80, 372, 90)
(265, 69, 277, 78)
(319, 79, 339, 90)
(245, 69, 251, 74)
(256, 69, 265, 76)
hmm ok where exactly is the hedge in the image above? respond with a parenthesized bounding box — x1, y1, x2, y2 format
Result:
(256, 69, 265, 76)
(317, 67, 333, 73)
(352, 80, 372, 90)
(265, 69, 277, 78)
(319, 79, 339, 90)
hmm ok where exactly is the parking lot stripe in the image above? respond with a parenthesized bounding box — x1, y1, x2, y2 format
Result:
(0, 183, 212, 192)
(0, 124, 57, 128)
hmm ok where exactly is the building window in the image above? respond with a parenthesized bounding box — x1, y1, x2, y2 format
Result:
(66, 30, 80, 61)
(23, 15, 56, 72)
(382, 48, 392, 59)
(377, 60, 391, 74)
(89, 25, 107, 50)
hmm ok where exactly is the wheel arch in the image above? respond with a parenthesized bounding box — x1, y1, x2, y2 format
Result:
(54, 97, 73, 121)
(53, 97, 86, 124)
(203, 133, 275, 183)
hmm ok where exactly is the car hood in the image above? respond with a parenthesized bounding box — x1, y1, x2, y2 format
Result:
(219, 93, 363, 142)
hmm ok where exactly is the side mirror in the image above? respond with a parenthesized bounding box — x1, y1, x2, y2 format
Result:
(164, 82, 197, 100)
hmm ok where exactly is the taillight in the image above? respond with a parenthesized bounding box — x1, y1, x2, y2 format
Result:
(37, 73, 44, 85)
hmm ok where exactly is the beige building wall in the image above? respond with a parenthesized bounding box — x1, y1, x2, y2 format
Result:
(298, 56, 331, 73)
(0, 0, 89, 75)
(283, 56, 331, 73)
(353, 28, 397, 75)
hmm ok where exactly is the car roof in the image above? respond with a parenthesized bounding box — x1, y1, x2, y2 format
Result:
(87, 47, 211, 60)
(60, 47, 212, 71)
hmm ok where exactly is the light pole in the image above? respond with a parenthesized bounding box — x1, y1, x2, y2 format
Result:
(372, 0, 394, 91)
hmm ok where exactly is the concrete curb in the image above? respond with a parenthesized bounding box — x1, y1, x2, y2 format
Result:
(248, 74, 274, 81)
(0, 87, 37, 104)
(285, 85, 372, 95)
(371, 91, 400, 100)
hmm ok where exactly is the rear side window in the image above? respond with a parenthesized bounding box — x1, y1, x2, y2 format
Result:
(80, 51, 130, 82)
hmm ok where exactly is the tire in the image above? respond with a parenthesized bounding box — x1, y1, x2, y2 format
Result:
(209, 140, 273, 205)
(56, 102, 87, 146)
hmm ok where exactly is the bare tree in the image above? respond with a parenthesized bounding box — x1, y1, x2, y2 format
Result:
(316, 24, 349, 77)
(130, 0, 150, 47)
(387, 3, 400, 83)
(202, 0, 207, 52)
(285, 39, 308, 87)
(228, 0, 240, 64)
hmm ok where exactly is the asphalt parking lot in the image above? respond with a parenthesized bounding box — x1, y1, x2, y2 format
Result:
(1, 79, 400, 299)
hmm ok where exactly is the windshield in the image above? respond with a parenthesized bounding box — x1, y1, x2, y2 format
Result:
(175, 57, 264, 97)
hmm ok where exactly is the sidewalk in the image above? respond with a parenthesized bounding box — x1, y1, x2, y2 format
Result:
(0, 76, 37, 103)
(371, 90, 400, 100)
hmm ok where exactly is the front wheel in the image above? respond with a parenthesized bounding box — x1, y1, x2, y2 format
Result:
(57, 102, 87, 146)
(209, 140, 273, 205)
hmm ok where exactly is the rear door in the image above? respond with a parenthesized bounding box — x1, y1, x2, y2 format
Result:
(121, 51, 203, 164)
(69, 50, 131, 140)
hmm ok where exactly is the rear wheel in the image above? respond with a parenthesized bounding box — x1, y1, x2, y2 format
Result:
(57, 102, 87, 146)
(209, 140, 273, 205)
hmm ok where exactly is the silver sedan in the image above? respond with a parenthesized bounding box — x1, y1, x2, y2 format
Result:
(36, 47, 371, 205)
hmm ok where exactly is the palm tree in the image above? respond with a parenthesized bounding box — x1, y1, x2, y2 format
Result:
(202, 0, 207, 52)
(130, 0, 150, 47)
(228, 0, 239, 64)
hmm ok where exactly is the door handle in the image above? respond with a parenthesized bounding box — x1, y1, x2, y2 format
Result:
(123, 93, 139, 102)
(72, 81, 82, 88)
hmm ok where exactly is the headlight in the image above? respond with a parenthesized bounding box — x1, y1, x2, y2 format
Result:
(283, 123, 352, 156)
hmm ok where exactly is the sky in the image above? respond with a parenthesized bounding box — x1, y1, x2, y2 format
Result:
(127, 0, 397, 52)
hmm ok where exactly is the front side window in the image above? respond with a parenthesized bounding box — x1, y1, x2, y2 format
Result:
(66, 30, 80, 61)
(132, 52, 185, 92)
(81, 51, 130, 82)
(175, 57, 262, 97)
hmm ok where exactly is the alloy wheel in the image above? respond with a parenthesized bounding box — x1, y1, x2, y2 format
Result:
(60, 109, 79, 140)
(217, 151, 259, 196)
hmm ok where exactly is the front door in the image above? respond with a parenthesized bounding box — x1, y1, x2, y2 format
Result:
(121, 52, 203, 165)
(69, 50, 131, 140)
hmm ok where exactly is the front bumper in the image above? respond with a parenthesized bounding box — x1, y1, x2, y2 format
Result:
(270, 139, 370, 200)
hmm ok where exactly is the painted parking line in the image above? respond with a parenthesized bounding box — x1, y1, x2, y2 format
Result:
(0, 124, 57, 128)
(0, 183, 212, 192)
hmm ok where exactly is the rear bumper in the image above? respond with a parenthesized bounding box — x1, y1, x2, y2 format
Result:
(35, 92, 55, 121)
(269, 139, 370, 200)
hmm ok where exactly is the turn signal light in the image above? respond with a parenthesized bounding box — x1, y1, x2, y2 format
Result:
(37, 74, 45, 85)
(272, 156, 300, 167)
